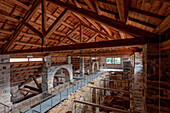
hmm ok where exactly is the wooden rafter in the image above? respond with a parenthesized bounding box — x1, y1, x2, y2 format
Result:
(86, 33, 98, 42)
(2, 0, 41, 53)
(42, 0, 47, 45)
(24, 22, 42, 38)
(153, 14, 170, 35)
(116, 0, 129, 23)
(44, 9, 70, 38)
(48, 0, 156, 37)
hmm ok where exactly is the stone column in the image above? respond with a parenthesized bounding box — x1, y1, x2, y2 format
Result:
(67, 56, 71, 64)
(89, 57, 92, 75)
(143, 43, 160, 113)
(0, 55, 12, 111)
(133, 52, 145, 112)
(42, 56, 51, 92)
(80, 56, 84, 76)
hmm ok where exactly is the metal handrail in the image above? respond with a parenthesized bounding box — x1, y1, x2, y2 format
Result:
(32, 110, 40, 113)
(0, 102, 11, 113)
(20, 72, 104, 112)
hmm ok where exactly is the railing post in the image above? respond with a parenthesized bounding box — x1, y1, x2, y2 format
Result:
(60, 92, 61, 101)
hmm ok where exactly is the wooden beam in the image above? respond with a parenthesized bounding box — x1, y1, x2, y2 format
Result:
(128, 17, 157, 28)
(85, 18, 101, 30)
(90, 86, 130, 93)
(19, 69, 42, 88)
(2, 0, 41, 53)
(24, 22, 42, 38)
(44, 9, 70, 38)
(42, 0, 47, 45)
(116, 0, 129, 23)
(5, 37, 159, 54)
(86, 33, 98, 42)
(129, 8, 165, 20)
(101, 25, 112, 36)
(61, 22, 74, 29)
(32, 76, 42, 91)
(153, 14, 170, 35)
(82, 23, 114, 40)
(0, 40, 7, 44)
(24, 85, 41, 92)
(0, 29, 13, 34)
(74, 100, 130, 113)
(80, 25, 83, 42)
(161, 39, 170, 50)
(10, 0, 30, 10)
(0, 13, 19, 22)
(19, 88, 39, 94)
(84, 0, 96, 12)
(47, 0, 156, 37)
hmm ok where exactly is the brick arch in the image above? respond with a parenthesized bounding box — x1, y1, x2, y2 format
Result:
(48, 64, 73, 89)
(92, 61, 99, 73)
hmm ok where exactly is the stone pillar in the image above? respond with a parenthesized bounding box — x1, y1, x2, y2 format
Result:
(67, 56, 71, 64)
(42, 56, 51, 92)
(133, 52, 145, 112)
(0, 55, 12, 111)
(89, 57, 92, 75)
(80, 56, 84, 76)
(143, 43, 160, 113)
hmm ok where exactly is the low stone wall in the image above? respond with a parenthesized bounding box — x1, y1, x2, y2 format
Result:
(12, 93, 44, 113)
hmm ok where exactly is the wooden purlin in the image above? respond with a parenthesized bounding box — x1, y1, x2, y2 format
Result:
(5, 37, 159, 54)
(116, 0, 129, 23)
(47, 0, 156, 37)
(2, 0, 42, 53)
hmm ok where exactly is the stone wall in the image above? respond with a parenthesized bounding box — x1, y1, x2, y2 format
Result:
(133, 52, 145, 112)
(143, 43, 170, 113)
(0, 55, 12, 112)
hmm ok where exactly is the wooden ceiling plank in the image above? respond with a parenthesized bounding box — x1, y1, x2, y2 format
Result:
(44, 9, 70, 38)
(15, 41, 46, 47)
(82, 23, 114, 40)
(153, 14, 170, 35)
(2, 0, 41, 53)
(116, 0, 129, 23)
(11, 65, 42, 70)
(61, 22, 74, 29)
(9, 0, 30, 10)
(47, 0, 156, 37)
(0, 13, 19, 22)
(0, 29, 13, 34)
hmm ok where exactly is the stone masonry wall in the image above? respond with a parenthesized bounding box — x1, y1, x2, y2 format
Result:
(143, 43, 170, 113)
(0, 55, 12, 112)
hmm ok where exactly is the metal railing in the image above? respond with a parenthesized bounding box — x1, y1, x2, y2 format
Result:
(20, 72, 104, 113)
(0, 102, 12, 113)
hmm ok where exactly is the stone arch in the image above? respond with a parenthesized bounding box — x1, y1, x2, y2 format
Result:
(48, 64, 73, 89)
(92, 61, 99, 73)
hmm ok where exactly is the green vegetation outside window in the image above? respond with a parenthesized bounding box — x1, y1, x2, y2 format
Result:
(106, 57, 121, 64)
